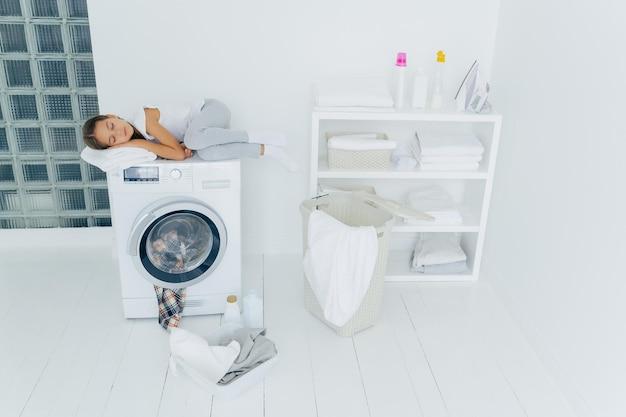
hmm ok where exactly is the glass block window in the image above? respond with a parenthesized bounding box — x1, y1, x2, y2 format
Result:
(0, 160, 15, 183)
(89, 187, 109, 210)
(86, 163, 105, 181)
(1, 189, 21, 211)
(61, 217, 88, 227)
(67, 0, 88, 18)
(69, 25, 90, 53)
(23, 189, 54, 211)
(49, 127, 78, 153)
(0, 0, 22, 16)
(39, 61, 69, 87)
(78, 94, 98, 118)
(29, 216, 59, 228)
(75, 60, 96, 87)
(10, 95, 38, 119)
(5, 60, 33, 87)
(58, 188, 85, 211)
(15, 127, 44, 153)
(92, 217, 111, 227)
(53, 159, 82, 182)
(44, 94, 73, 119)
(0, 128, 8, 152)
(34, 24, 64, 53)
(21, 160, 49, 182)
(0, 23, 27, 52)
(0, 6, 108, 229)
(31, 0, 59, 17)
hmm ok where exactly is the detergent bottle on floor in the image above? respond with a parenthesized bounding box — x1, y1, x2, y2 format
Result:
(223, 295, 243, 329)
(243, 290, 264, 329)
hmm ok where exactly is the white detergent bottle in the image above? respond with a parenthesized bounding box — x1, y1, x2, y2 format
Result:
(394, 52, 407, 110)
(430, 50, 446, 110)
(411, 67, 428, 109)
(222, 295, 243, 329)
(243, 290, 264, 329)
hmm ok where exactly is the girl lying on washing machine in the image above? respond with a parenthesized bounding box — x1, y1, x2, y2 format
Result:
(82, 98, 297, 171)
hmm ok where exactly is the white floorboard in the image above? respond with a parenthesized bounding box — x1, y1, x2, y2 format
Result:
(263, 255, 318, 417)
(0, 248, 574, 417)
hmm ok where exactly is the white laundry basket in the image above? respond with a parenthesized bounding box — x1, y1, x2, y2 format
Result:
(326, 132, 392, 170)
(300, 192, 395, 336)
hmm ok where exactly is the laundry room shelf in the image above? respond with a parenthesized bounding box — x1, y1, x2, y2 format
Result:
(317, 158, 489, 180)
(385, 250, 476, 282)
(392, 211, 480, 233)
(310, 108, 502, 282)
(313, 108, 502, 123)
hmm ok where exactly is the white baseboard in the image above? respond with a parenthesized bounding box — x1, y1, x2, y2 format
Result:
(0, 226, 114, 249)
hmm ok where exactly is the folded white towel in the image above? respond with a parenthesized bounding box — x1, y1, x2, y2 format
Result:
(416, 132, 484, 157)
(328, 136, 397, 151)
(419, 162, 480, 171)
(169, 328, 241, 384)
(80, 146, 157, 173)
(303, 210, 378, 327)
(411, 233, 467, 269)
(404, 185, 462, 225)
(315, 77, 394, 108)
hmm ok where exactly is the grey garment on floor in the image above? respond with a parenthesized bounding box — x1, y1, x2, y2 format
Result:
(183, 98, 250, 150)
(217, 328, 277, 385)
(197, 142, 261, 161)
(411, 260, 468, 274)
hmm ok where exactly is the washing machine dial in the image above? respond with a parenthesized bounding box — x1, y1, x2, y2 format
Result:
(170, 168, 182, 180)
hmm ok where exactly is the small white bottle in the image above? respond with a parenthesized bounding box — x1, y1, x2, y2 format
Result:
(430, 50, 446, 110)
(394, 52, 407, 110)
(223, 295, 243, 328)
(243, 290, 264, 329)
(411, 67, 428, 109)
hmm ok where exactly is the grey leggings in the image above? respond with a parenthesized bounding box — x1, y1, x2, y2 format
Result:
(183, 99, 260, 161)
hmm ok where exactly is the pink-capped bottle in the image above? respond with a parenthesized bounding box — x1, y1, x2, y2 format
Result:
(395, 52, 407, 110)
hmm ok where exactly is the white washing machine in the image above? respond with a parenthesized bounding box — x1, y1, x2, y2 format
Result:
(107, 156, 241, 318)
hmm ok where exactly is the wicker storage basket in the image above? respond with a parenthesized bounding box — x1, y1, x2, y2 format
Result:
(326, 132, 392, 170)
(300, 192, 394, 336)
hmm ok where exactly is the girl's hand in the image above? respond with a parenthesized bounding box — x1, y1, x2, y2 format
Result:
(180, 144, 193, 159)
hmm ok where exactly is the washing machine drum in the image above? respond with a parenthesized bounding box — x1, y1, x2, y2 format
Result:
(128, 199, 227, 289)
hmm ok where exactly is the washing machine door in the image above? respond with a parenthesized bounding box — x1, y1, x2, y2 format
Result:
(127, 198, 227, 289)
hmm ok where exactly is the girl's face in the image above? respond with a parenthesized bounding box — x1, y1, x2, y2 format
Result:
(93, 116, 134, 148)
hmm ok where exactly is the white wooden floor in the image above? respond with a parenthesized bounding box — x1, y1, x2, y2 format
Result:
(0, 245, 576, 417)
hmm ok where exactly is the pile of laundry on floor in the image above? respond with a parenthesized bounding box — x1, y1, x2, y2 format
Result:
(169, 326, 278, 386)
(411, 233, 468, 274)
(411, 131, 485, 171)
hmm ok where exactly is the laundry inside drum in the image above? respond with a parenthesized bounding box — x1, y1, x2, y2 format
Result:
(146, 213, 213, 274)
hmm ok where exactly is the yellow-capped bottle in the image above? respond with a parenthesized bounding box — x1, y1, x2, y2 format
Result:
(430, 50, 446, 110)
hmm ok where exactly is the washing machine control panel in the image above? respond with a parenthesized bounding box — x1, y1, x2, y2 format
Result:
(123, 166, 160, 182)
(114, 164, 193, 193)
(169, 168, 182, 180)
(109, 160, 239, 194)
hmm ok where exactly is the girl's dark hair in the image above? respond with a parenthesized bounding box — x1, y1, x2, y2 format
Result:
(82, 115, 145, 149)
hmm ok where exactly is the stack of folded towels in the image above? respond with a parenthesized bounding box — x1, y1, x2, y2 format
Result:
(411, 132, 485, 171)
(411, 233, 468, 274)
(404, 185, 462, 225)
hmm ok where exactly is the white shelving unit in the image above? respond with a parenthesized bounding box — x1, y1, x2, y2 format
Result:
(309, 108, 502, 282)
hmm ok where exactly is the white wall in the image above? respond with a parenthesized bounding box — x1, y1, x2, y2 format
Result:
(86, 0, 501, 254)
(484, 1, 626, 416)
